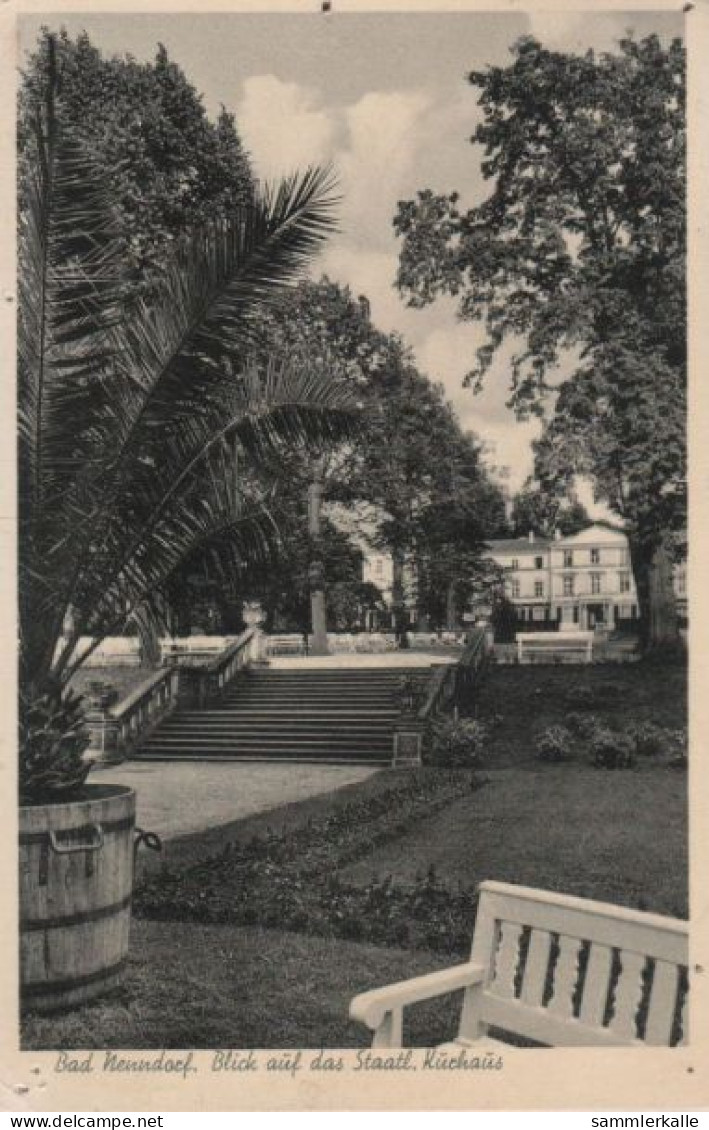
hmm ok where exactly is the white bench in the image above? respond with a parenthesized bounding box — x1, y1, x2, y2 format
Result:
(349, 881, 688, 1048)
(517, 632, 593, 664)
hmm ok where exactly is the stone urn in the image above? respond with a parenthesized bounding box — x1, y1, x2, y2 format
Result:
(242, 601, 268, 663)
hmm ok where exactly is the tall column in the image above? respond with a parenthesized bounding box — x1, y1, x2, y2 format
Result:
(308, 463, 329, 656)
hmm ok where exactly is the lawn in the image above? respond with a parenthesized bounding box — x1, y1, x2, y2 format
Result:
(471, 660, 687, 768)
(22, 921, 461, 1049)
(340, 764, 687, 917)
(22, 657, 688, 1050)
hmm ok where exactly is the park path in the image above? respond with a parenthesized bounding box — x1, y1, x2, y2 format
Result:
(96, 760, 377, 841)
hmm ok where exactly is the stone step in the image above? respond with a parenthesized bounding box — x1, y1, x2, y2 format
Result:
(134, 664, 425, 765)
(140, 735, 393, 750)
(132, 752, 390, 764)
(173, 709, 399, 719)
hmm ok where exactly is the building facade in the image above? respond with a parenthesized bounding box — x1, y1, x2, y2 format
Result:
(486, 523, 686, 631)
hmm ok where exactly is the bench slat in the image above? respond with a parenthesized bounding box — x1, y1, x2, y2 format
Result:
(579, 943, 613, 1028)
(548, 935, 581, 1019)
(520, 929, 552, 1008)
(481, 993, 638, 1048)
(492, 921, 523, 1000)
(609, 949, 646, 1040)
(645, 961, 679, 1046)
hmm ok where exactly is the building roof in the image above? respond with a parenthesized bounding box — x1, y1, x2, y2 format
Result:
(485, 537, 551, 554)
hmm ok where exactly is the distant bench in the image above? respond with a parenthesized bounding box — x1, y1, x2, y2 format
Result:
(516, 631, 593, 664)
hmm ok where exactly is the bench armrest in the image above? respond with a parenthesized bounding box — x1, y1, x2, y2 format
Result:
(350, 961, 486, 1033)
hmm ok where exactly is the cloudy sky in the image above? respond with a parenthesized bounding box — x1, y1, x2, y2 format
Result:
(20, 7, 683, 500)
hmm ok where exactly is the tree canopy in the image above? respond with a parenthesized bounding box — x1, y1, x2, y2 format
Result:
(509, 481, 589, 539)
(231, 277, 508, 635)
(394, 34, 686, 647)
(19, 29, 255, 273)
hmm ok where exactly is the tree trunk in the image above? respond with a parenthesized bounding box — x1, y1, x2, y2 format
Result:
(391, 546, 409, 649)
(308, 465, 329, 656)
(446, 580, 458, 632)
(629, 534, 680, 652)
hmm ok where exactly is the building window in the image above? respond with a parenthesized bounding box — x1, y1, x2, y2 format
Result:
(563, 575, 574, 597)
(590, 548, 600, 565)
(619, 572, 630, 593)
(510, 580, 520, 599)
(563, 550, 573, 568)
(535, 556, 544, 570)
(677, 572, 686, 596)
(590, 572, 602, 595)
(534, 581, 544, 597)
(511, 558, 519, 571)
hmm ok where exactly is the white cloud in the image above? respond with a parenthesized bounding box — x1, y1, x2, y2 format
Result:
(238, 75, 336, 181)
(336, 89, 434, 250)
(235, 74, 554, 493)
(527, 11, 631, 54)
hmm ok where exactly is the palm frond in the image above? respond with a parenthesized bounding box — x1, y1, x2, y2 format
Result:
(56, 352, 359, 663)
(18, 42, 127, 684)
(20, 40, 348, 697)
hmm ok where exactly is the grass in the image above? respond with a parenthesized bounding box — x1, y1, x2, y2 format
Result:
(22, 921, 461, 1050)
(340, 764, 687, 916)
(472, 660, 687, 768)
(23, 657, 688, 1050)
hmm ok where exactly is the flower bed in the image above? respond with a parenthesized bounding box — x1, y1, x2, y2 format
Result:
(135, 770, 481, 955)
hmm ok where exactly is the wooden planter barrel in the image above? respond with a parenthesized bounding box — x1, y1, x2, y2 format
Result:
(19, 784, 136, 1013)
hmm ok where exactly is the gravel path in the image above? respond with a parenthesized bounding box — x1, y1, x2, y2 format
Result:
(95, 760, 377, 841)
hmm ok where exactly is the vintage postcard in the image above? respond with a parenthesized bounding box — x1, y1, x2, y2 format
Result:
(1, 0, 708, 1114)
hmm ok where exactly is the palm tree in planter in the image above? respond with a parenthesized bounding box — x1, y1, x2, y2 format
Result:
(18, 41, 358, 1012)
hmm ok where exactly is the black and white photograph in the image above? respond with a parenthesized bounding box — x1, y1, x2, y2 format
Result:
(6, 0, 704, 1112)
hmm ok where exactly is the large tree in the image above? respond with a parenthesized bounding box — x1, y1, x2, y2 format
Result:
(394, 34, 686, 649)
(19, 29, 254, 275)
(243, 278, 508, 642)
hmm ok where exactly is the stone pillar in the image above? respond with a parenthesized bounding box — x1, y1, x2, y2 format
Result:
(392, 718, 424, 768)
(308, 466, 330, 657)
(83, 683, 122, 766)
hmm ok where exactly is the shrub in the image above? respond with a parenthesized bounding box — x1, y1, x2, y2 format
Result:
(564, 684, 596, 709)
(534, 725, 574, 763)
(566, 712, 603, 740)
(628, 721, 665, 758)
(590, 728, 635, 770)
(426, 718, 488, 767)
(666, 728, 688, 770)
(593, 680, 624, 702)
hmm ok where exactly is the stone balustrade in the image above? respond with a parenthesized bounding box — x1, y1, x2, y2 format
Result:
(392, 627, 492, 767)
(84, 628, 262, 765)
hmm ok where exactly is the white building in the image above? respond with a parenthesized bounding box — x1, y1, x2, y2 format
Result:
(485, 522, 686, 631)
(548, 524, 637, 630)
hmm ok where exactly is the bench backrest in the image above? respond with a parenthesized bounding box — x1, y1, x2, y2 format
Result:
(468, 882, 688, 1047)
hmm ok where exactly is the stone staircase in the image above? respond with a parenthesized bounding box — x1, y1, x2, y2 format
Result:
(133, 666, 424, 764)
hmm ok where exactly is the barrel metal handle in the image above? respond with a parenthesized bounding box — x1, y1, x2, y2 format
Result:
(48, 823, 104, 855)
(133, 827, 162, 868)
